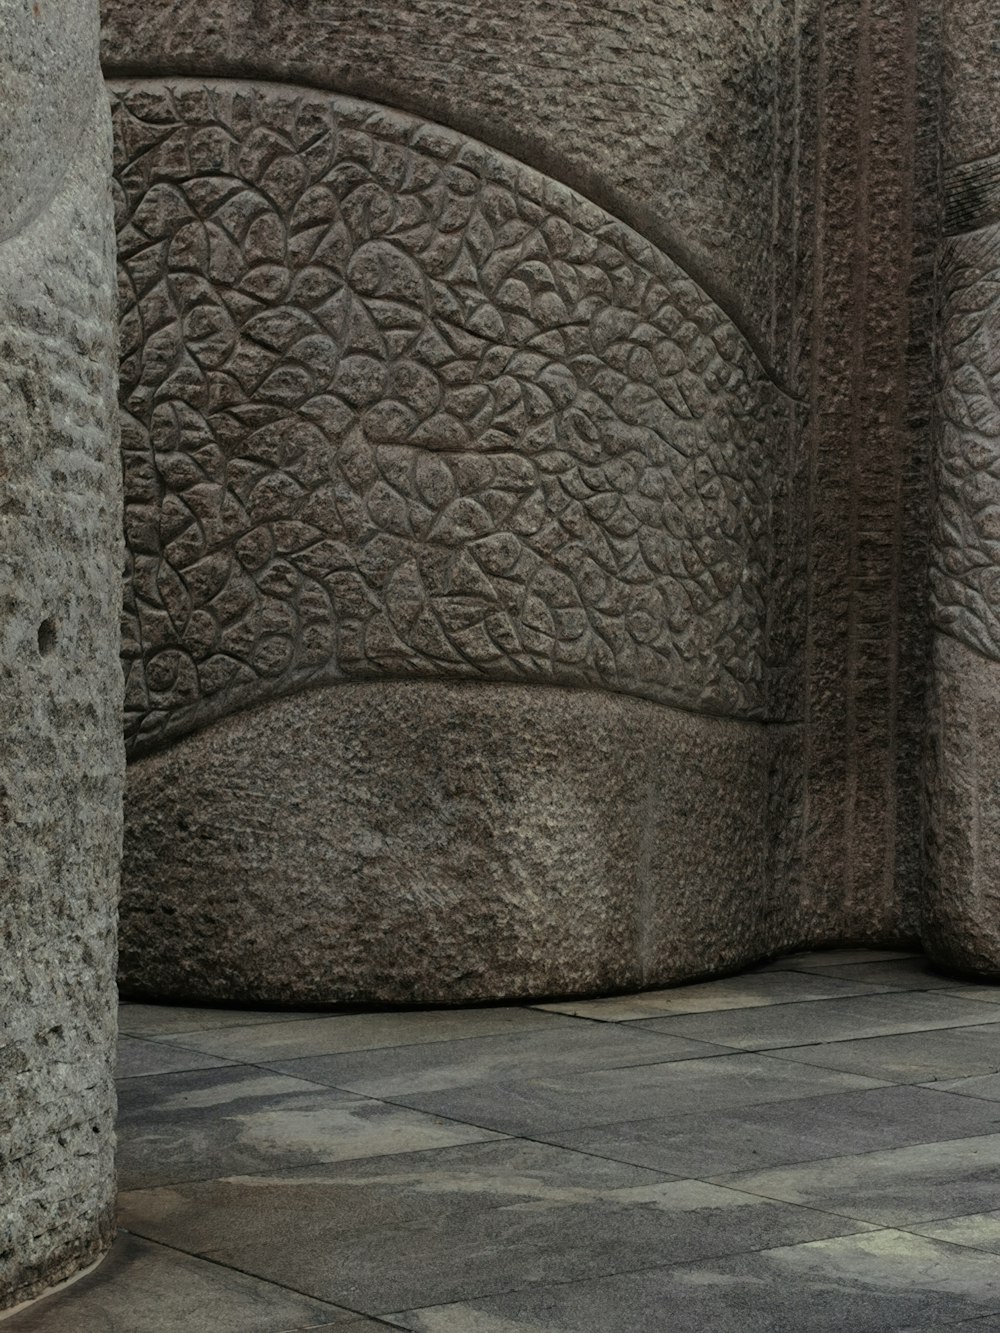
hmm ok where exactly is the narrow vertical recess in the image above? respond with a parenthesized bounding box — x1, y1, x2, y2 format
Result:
(803, 0, 925, 940)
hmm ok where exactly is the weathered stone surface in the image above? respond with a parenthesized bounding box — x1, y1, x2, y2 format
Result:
(101, 1, 805, 380)
(798, 0, 936, 946)
(925, 5, 1000, 977)
(0, 0, 123, 1310)
(99, 0, 997, 1000)
(924, 637, 1000, 979)
(118, 681, 788, 1005)
(112, 80, 799, 756)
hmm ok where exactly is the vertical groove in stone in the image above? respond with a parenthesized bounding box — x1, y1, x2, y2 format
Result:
(803, 0, 927, 941)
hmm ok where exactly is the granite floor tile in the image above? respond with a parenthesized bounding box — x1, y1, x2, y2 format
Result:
(382, 1053, 888, 1136)
(118, 1002, 328, 1038)
(909, 1211, 1000, 1255)
(787, 956, 961, 991)
(334, 1322, 407, 1331)
(116, 1035, 236, 1080)
(770, 1024, 1000, 1083)
(931, 1074, 1000, 1101)
(945, 988, 1000, 1007)
(266, 1025, 727, 1098)
(714, 1133, 1000, 1226)
(119, 1138, 679, 1247)
(629, 992, 1000, 1051)
(151, 1007, 569, 1062)
(0, 1233, 348, 1332)
(390, 1230, 1000, 1332)
(117, 1065, 502, 1190)
(537, 1085, 1000, 1177)
(120, 1164, 870, 1314)
(532, 968, 892, 1022)
(760, 948, 921, 971)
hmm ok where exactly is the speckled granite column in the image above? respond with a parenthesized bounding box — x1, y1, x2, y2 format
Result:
(0, 0, 123, 1309)
(924, 0, 1000, 977)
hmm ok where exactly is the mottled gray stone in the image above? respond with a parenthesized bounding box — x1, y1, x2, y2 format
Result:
(769, 1023, 1000, 1085)
(391, 1231, 1000, 1333)
(715, 1134, 1000, 1228)
(540, 1085, 1000, 1179)
(118, 1003, 328, 1037)
(0, 0, 122, 1311)
(96, 0, 996, 1004)
(100, 2, 804, 379)
(782, 955, 959, 990)
(630, 991, 1000, 1052)
(119, 1155, 867, 1314)
(115, 1065, 502, 1190)
(534, 968, 892, 1021)
(262, 1026, 725, 1100)
(115, 1036, 235, 1080)
(119, 680, 783, 1005)
(925, 638, 1000, 978)
(0, 1233, 348, 1333)
(111, 79, 796, 754)
(368, 1054, 887, 1139)
(925, 4, 1000, 978)
(146, 1004, 563, 1060)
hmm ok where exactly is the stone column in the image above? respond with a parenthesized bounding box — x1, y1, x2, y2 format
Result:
(924, 1, 1000, 977)
(0, 0, 122, 1308)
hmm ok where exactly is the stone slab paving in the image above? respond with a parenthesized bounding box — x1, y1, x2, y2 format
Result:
(7, 950, 1000, 1331)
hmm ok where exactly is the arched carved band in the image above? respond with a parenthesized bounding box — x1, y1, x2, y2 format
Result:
(113, 80, 798, 755)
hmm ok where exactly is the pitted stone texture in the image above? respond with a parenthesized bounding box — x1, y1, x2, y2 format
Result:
(933, 216, 1000, 661)
(0, 20, 122, 1311)
(941, 1, 1000, 168)
(113, 81, 798, 756)
(101, 0, 804, 378)
(119, 682, 785, 1006)
(0, 2, 95, 242)
(921, 0, 1000, 979)
(924, 636, 1000, 979)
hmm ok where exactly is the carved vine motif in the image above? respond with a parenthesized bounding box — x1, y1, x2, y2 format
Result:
(934, 206, 1000, 661)
(112, 80, 793, 753)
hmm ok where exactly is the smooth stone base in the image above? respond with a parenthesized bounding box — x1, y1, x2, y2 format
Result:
(924, 635, 1000, 979)
(120, 683, 799, 1005)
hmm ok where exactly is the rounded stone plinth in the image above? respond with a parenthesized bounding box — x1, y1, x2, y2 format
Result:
(119, 682, 790, 1006)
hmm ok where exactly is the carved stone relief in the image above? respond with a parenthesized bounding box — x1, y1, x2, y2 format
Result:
(113, 81, 798, 755)
(933, 183, 1000, 661)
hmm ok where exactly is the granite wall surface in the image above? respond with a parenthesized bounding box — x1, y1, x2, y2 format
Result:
(925, 0, 1000, 977)
(0, 0, 123, 1309)
(102, 2, 819, 1003)
(99, 0, 999, 999)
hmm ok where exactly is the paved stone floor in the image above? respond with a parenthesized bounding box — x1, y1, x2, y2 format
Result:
(7, 950, 1000, 1331)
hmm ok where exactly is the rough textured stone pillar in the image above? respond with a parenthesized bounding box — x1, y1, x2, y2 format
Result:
(0, 0, 122, 1309)
(924, 1, 1000, 977)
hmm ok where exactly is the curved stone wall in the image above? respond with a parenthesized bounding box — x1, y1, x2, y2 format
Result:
(120, 682, 786, 1005)
(0, 1, 122, 1309)
(101, 0, 803, 380)
(923, 0, 1000, 979)
(114, 80, 796, 755)
(108, 73, 805, 1003)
